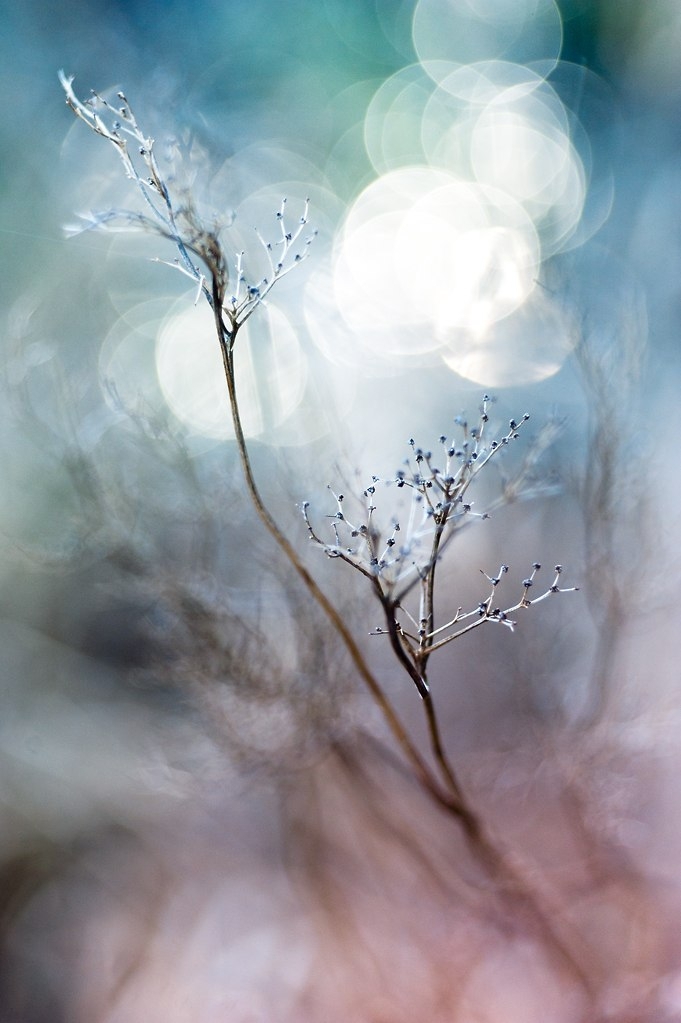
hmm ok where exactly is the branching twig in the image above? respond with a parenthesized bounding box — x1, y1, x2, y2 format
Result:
(59, 75, 594, 997)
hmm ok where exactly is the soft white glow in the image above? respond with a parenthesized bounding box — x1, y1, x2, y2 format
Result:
(333, 166, 455, 353)
(305, 264, 434, 372)
(412, 0, 563, 70)
(155, 300, 306, 440)
(99, 298, 171, 412)
(440, 286, 575, 386)
(332, 168, 539, 354)
(417, 62, 588, 256)
(398, 180, 539, 331)
(469, 80, 586, 253)
(363, 65, 435, 175)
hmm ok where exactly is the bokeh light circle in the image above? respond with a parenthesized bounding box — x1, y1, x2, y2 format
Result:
(155, 298, 307, 441)
(333, 166, 539, 352)
(363, 65, 435, 175)
(412, 0, 563, 71)
(440, 286, 576, 386)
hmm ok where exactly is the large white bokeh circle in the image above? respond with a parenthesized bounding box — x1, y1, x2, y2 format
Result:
(155, 299, 306, 440)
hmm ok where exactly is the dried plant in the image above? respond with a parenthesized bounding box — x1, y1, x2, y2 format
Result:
(303, 401, 576, 693)
(56, 73, 620, 1007)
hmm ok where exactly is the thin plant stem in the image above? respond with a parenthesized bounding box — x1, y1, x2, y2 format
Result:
(58, 76, 599, 999)
(210, 300, 596, 1000)
(209, 289, 477, 826)
(379, 589, 469, 810)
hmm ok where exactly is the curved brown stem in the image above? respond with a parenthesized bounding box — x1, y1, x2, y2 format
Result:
(209, 298, 475, 824)
(209, 287, 596, 1004)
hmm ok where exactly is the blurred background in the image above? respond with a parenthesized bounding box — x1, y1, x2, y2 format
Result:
(1, 1, 681, 1020)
